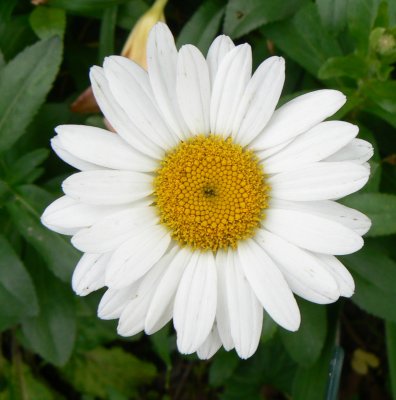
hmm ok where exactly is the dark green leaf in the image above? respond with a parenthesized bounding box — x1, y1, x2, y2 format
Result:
(386, 320, 396, 399)
(316, 0, 348, 34)
(347, 0, 381, 53)
(364, 81, 396, 114)
(0, 0, 17, 21)
(224, 0, 307, 39)
(48, 0, 129, 13)
(21, 256, 76, 366)
(209, 349, 240, 387)
(149, 326, 172, 368)
(280, 300, 327, 366)
(262, 3, 342, 76)
(99, 5, 118, 63)
(0, 37, 62, 152)
(6, 148, 49, 185)
(6, 185, 79, 281)
(318, 54, 368, 79)
(341, 193, 396, 237)
(0, 235, 38, 331)
(61, 347, 157, 398)
(116, 0, 148, 30)
(29, 6, 66, 39)
(325, 347, 345, 400)
(177, 0, 225, 54)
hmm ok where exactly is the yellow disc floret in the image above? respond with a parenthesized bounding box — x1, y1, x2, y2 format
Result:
(154, 135, 270, 251)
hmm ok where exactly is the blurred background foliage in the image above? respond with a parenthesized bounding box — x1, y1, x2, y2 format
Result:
(0, 0, 396, 399)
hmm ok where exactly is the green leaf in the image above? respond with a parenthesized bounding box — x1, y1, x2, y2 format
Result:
(318, 54, 368, 79)
(209, 350, 240, 387)
(0, 37, 62, 153)
(341, 193, 396, 237)
(149, 326, 172, 368)
(341, 243, 396, 321)
(0, 0, 17, 21)
(262, 3, 342, 76)
(6, 148, 49, 185)
(316, 0, 348, 34)
(21, 256, 76, 366)
(347, 0, 381, 53)
(386, 320, 396, 400)
(177, 0, 225, 55)
(280, 300, 327, 366)
(29, 7, 66, 39)
(0, 235, 38, 331)
(224, 0, 307, 39)
(364, 81, 396, 114)
(48, 0, 129, 13)
(6, 185, 80, 281)
(99, 5, 118, 63)
(61, 347, 157, 398)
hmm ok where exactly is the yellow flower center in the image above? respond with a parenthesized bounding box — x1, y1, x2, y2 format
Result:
(154, 135, 270, 251)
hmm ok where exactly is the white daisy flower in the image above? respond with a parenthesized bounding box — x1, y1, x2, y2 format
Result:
(42, 23, 373, 360)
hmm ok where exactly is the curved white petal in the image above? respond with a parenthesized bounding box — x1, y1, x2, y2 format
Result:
(206, 35, 235, 84)
(147, 22, 190, 140)
(174, 251, 217, 354)
(313, 253, 355, 297)
(55, 124, 157, 172)
(256, 139, 293, 161)
(264, 121, 358, 174)
(117, 254, 169, 336)
(210, 44, 252, 137)
(177, 45, 211, 135)
(145, 247, 192, 334)
(237, 239, 300, 331)
(90, 66, 163, 159)
(98, 281, 140, 320)
(225, 249, 263, 359)
(255, 229, 340, 304)
(325, 138, 374, 164)
(269, 199, 371, 236)
(264, 208, 363, 255)
(197, 325, 222, 360)
(105, 224, 171, 289)
(51, 136, 99, 171)
(215, 250, 234, 351)
(72, 252, 111, 296)
(71, 207, 157, 253)
(62, 170, 152, 205)
(253, 90, 346, 150)
(103, 57, 179, 150)
(269, 162, 370, 201)
(41, 195, 123, 234)
(233, 56, 285, 146)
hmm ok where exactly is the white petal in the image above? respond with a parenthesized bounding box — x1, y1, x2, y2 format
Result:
(103, 57, 179, 150)
(233, 56, 285, 145)
(255, 229, 339, 304)
(326, 138, 374, 164)
(206, 35, 235, 84)
(62, 170, 152, 205)
(264, 208, 363, 255)
(253, 90, 346, 150)
(270, 199, 371, 236)
(90, 66, 163, 159)
(106, 224, 171, 289)
(71, 207, 157, 253)
(51, 136, 99, 171)
(237, 239, 300, 331)
(174, 251, 217, 354)
(256, 139, 292, 161)
(224, 249, 263, 359)
(147, 22, 190, 140)
(117, 254, 169, 337)
(269, 162, 370, 201)
(98, 281, 140, 320)
(210, 44, 252, 137)
(314, 254, 355, 297)
(177, 45, 211, 135)
(215, 250, 234, 351)
(264, 121, 358, 174)
(145, 247, 192, 334)
(55, 124, 157, 172)
(72, 252, 111, 295)
(197, 325, 222, 360)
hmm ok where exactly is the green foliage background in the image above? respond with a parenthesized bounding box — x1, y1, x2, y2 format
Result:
(0, 0, 396, 398)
